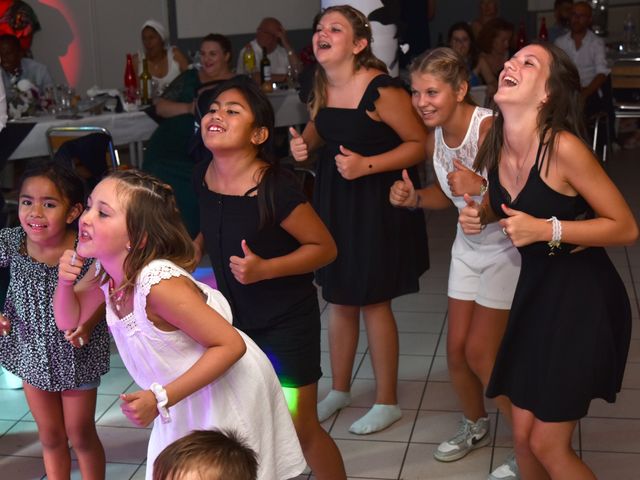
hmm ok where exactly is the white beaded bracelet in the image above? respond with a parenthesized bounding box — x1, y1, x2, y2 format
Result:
(546, 216, 562, 254)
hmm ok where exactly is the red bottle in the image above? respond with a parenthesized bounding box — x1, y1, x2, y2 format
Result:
(124, 54, 137, 103)
(516, 21, 527, 50)
(538, 17, 548, 41)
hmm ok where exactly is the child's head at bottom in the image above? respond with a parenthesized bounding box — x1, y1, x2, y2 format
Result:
(152, 429, 258, 480)
(18, 160, 85, 237)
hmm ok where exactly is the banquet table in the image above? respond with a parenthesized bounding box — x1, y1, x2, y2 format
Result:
(2, 110, 158, 165)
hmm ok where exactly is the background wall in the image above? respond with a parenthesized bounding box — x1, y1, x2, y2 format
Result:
(22, 0, 640, 98)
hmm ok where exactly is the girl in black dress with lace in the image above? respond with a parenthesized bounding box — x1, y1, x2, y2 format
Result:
(290, 5, 428, 434)
(459, 42, 638, 479)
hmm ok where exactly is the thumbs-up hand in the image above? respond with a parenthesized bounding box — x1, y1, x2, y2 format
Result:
(390, 169, 419, 208)
(335, 145, 365, 180)
(120, 390, 158, 427)
(447, 159, 481, 197)
(499, 203, 540, 247)
(459, 193, 484, 235)
(289, 127, 308, 161)
(58, 249, 85, 286)
(229, 240, 265, 285)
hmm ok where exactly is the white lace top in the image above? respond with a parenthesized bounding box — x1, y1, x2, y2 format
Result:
(103, 259, 305, 480)
(433, 106, 493, 211)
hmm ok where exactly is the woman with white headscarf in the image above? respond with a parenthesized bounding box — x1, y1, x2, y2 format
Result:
(134, 19, 189, 95)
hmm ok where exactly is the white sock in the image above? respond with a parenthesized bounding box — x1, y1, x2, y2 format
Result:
(317, 389, 351, 422)
(348, 403, 402, 435)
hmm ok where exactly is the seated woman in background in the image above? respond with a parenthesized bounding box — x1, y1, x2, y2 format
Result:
(476, 18, 513, 102)
(448, 22, 496, 101)
(143, 33, 235, 237)
(133, 20, 189, 95)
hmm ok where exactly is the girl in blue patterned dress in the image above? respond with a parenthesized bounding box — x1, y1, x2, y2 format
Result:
(0, 161, 109, 479)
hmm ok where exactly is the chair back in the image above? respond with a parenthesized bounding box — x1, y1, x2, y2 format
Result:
(46, 126, 119, 171)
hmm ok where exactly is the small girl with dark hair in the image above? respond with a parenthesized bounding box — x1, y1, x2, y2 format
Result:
(193, 77, 346, 479)
(54, 169, 306, 480)
(0, 160, 109, 480)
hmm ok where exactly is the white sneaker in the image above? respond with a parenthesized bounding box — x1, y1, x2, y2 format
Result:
(488, 451, 520, 479)
(434, 416, 491, 462)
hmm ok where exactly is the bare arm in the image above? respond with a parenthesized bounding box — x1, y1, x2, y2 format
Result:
(120, 276, 247, 426)
(289, 120, 324, 162)
(54, 250, 105, 331)
(229, 202, 337, 285)
(154, 97, 194, 118)
(501, 132, 638, 247)
(171, 46, 190, 72)
(336, 86, 428, 179)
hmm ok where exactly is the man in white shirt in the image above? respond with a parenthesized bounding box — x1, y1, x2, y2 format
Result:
(554, 0, 615, 150)
(554, 1, 610, 117)
(236, 17, 302, 83)
(0, 34, 53, 101)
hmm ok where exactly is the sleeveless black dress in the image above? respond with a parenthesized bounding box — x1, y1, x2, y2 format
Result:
(485, 141, 632, 422)
(313, 75, 429, 305)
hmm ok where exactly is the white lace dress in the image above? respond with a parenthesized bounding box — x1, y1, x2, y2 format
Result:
(103, 259, 305, 480)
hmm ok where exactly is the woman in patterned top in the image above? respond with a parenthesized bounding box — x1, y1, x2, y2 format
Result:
(0, 160, 109, 480)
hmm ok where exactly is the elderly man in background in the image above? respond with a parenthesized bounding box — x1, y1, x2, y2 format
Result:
(236, 17, 302, 83)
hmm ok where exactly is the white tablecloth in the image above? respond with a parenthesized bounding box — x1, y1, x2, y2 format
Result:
(8, 111, 158, 161)
(267, 89, 309, 128)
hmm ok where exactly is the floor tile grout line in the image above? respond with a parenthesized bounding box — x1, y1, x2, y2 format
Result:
(395, 309, 448, 479)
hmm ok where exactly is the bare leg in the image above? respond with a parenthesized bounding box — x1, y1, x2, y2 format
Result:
(317, 303, 360, 421)
(23, 383, 71, 480)
(328, 303, 360, 392)
(465, 303, 512, 423)
(62, 388, 106, 480)
(530, 417, 596, 480)
(511, 406, 552, 480)
(361, 300, 398, 405)
(285, 383, 346, 480)
(447, 298, 487, 421)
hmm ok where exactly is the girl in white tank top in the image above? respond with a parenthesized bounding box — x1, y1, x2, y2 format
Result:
(389, 47, 521, 479)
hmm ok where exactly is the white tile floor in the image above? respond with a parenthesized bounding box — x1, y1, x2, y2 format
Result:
(0, 148, 638, 479)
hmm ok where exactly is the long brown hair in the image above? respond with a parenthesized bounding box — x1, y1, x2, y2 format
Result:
(474, 41, 586, 173)
(308, 5, 388, 119)
(107, 170, 196, 299)
(409, 47, 476, 106)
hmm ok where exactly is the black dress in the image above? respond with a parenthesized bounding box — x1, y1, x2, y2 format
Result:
(313, 74, 428, 305)
(485, 141, 632, 422)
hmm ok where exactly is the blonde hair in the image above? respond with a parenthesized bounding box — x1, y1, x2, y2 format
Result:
(107, 170, 196, 300)
(309, 5, 388, 119)
(409, 47, 476, 105)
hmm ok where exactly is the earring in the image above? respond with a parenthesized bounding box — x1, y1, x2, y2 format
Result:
(94, 259, 101, 278)
(126, 244, 132, 252)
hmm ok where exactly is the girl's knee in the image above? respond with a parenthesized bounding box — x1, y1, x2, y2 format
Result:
(65, 424, 99, 451)
(38, 427, 68, 450)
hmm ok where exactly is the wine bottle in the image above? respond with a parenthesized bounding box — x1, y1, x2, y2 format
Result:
(260, 47, 272, 88)
(242, 43, 256, 75)
(139, 58, 152, 105)
(538, 17, 548, 41)
(124, 54, 137, 103)
(516, 21, 527, 50)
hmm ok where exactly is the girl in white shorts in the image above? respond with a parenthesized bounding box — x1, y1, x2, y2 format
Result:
(390, 47, 521, 479)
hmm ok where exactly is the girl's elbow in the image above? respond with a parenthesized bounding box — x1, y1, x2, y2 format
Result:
(624, 221, 639, 245)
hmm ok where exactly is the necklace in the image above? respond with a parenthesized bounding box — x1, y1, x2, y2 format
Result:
(108, 278, 126, 312)
(505, 141, 535, 186)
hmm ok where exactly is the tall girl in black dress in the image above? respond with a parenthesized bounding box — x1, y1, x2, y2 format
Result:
(289, 5, 428, 434)
(460, 42, 638, 479)
(193, 77, 346, 479)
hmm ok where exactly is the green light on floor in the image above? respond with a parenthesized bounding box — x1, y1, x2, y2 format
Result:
(282, 386, 299, 415)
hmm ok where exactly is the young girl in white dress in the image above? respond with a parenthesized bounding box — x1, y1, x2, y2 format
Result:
(53, 170, 305, 480)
